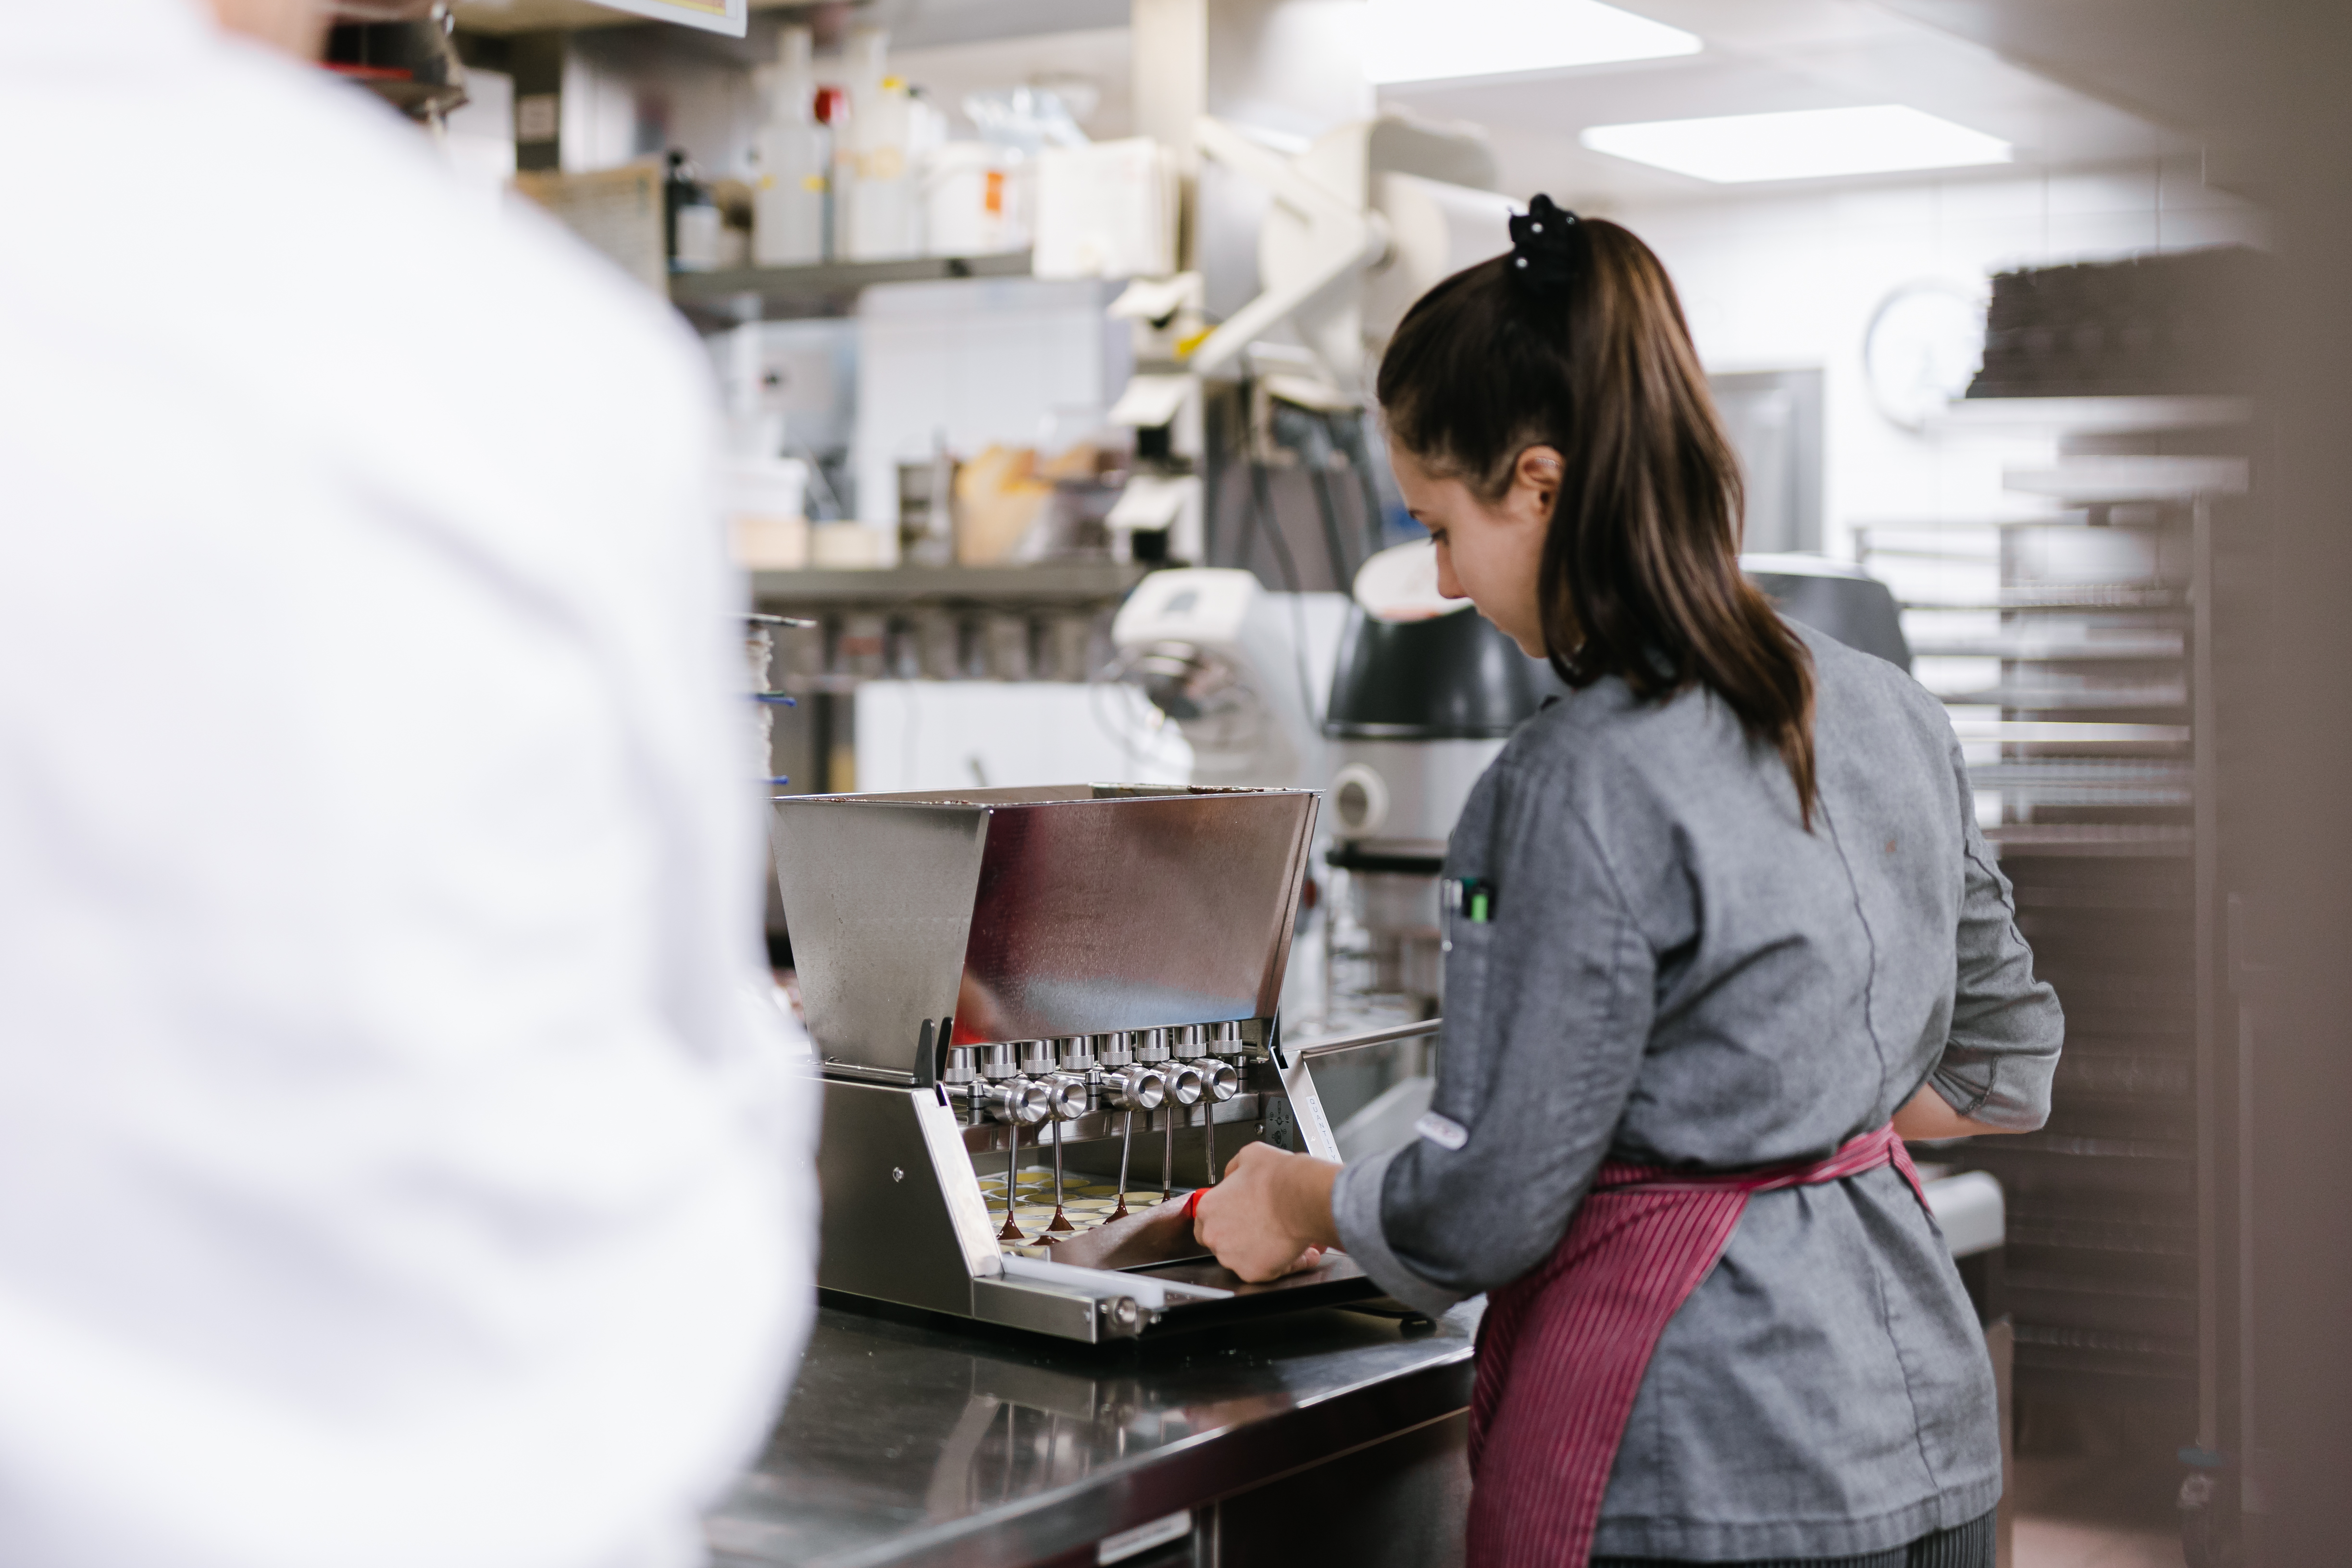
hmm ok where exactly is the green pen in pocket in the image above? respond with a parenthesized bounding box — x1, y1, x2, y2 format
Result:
(1458, 877, 1495, 924)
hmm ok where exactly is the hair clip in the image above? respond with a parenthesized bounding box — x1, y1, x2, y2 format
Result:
(1508, 194, 1583, 294)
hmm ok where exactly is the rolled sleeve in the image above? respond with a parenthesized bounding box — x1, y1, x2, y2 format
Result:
(1931, 741, 2065, 1130)
(1332, 1148, 1466, 1319)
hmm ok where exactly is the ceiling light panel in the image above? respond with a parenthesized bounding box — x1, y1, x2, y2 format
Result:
(1366, 0, 1701, 87)
(1580, 105, 2013, 183)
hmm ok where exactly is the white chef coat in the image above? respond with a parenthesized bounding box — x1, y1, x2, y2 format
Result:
(0, 6, 816, 1568)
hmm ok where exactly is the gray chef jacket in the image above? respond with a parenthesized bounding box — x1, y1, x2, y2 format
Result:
(1332, 623, 2064, 1562)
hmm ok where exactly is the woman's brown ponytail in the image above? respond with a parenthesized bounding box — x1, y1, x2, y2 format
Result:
(1375, 207, 1818, 825)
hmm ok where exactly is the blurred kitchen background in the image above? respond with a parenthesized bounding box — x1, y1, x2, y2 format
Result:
(330, 1, 2314, 1561)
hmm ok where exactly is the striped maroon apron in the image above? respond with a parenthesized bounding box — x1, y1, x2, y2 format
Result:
(1465, 1124, 1928, 1568)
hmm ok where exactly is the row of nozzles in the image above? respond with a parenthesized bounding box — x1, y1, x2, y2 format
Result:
(940, 1024, 1254, 1128)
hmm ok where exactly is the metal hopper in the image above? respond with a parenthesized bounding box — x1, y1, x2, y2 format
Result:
(769, 783, 1417, 1342)
(771, 784, 1320, 1076)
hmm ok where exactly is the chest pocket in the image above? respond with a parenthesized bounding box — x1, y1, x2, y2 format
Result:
(1431, 918, 1500, 1130)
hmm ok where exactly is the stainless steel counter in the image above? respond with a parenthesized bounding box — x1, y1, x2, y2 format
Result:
(706, 1298, 1481, 1568)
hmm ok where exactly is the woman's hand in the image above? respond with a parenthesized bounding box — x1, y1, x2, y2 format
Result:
(1892, 1083, 2019, 1141)
(1193, 1142, 1343, 1283)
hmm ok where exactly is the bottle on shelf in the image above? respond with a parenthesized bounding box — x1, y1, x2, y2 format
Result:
(752, 26, 827, 268)
(664, 150, 722, 273)
(834, 30, 945, 262)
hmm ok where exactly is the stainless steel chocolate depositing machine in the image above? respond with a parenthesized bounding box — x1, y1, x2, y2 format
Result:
(772, 784, 1422, 1343)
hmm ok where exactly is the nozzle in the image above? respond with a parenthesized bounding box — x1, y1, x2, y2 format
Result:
(982, 1079, 1051, 1125)
(1104, 1064, 1167, 1112)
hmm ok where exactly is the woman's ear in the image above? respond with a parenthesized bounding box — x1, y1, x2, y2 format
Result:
(1512, 446, 1564, 523)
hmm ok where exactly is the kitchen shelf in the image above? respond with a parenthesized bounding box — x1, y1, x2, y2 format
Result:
(2004, 456, 2249, 502)
(1900, 585, 2184, 612)
(1859, 512, 2140, 539)
(1924, 396, 2252, 435)
(1987, 789, 2192, 809)
(1972, 759, 2191, 785)
(670, 251, 1032, 323)
(1909, 633, 2186, 661)
(2007, 1213, 2198, 1257)
(1950, 720, 2190, 746)
(1970, 766, 2192, 807)
(1941, 683, 2189, 710)
(1983, 823, 2193, 857)
(2050, 1051, 2196, 1103)
(749, 561, 1148, 606)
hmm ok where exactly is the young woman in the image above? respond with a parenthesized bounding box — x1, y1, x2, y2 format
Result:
(1194, 200, 2064, 1568)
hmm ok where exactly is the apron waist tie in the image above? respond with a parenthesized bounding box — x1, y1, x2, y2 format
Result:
(1466, 1123, 1928, 1568)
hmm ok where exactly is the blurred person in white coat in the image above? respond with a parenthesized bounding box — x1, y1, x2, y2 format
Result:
(0, 2, 817, 1566)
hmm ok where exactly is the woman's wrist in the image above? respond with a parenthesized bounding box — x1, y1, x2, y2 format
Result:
(1278, 1153, 1344, 1251)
